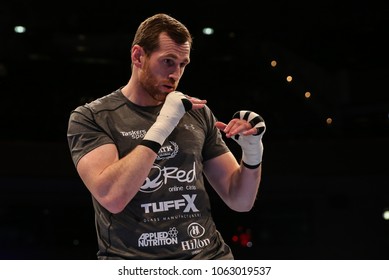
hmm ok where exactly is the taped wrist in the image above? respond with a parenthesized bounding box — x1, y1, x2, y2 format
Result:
(231, 110, 266, 168)
(142, 91, 192, 153)
(140, 139, 162, 154)
(241, 140, 263, 169)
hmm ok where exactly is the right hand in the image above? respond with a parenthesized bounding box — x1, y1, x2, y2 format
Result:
(143, 91, 206, 147)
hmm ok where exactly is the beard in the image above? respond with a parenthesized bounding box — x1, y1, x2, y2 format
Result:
(140, 61, 173, 102)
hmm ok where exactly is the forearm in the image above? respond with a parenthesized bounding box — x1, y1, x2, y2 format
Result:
(219, 110, 265, 211)
(228, 163, 262, 212)
(81, 145, 157, 214)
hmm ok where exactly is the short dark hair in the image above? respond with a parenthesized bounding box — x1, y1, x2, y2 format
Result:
(132, 13, 193, 56)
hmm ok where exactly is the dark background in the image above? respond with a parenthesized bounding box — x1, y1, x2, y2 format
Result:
(1, 0, 388, 259)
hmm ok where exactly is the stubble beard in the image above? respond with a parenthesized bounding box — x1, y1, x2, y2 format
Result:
(140, 63, 168, 102)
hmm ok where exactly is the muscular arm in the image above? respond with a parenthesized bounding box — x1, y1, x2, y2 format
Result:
(76, 144, 157, 214)
(205, 111, 265, 212)
(74, 92, 206, 214)
(203, 152, 261, 212)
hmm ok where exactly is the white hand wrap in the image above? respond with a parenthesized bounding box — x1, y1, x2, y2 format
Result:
(231, 110, 266, 168)
(142, 91, 192, 153)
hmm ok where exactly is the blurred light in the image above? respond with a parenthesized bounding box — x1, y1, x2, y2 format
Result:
(326, 117, 333, 125)
(383, 210, 389, 220)
(239, 232, 251, 247)
(304, 91, 311, 99)
(76, 45, 87, 52)
(232, 226, 253, 247)
(270, 60, 277, 67)
(202, 27, 214, 35)
(14, 25, 26, 33)
(78, 34, 86, 41)
(286, 75, 293, 82)
(228, 32, 236, 38)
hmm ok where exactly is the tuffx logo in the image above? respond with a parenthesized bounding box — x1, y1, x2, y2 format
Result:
(140, 194, 199, 214)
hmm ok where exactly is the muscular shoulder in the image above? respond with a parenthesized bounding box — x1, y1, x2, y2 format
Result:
(76, 89, 127, 115)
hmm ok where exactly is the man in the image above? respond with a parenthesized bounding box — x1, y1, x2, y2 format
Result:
(67, 13, 266, 259)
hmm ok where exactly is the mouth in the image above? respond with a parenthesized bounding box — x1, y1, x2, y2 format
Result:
(163, 84, 175, 92)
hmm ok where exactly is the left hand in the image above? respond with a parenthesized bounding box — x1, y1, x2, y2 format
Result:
(216, 110, 266, 167)
(216, 118, 257, 138)
(216, 111, 265, 138)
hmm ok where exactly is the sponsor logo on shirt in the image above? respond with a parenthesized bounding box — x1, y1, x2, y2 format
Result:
(138, 227, 179, 247)
(157, 141, 179, 160)
(140, 162, 196, 193)
(181, 223, 210, 254)
(140, 194, 199, 214)
(120, 130, 146, 139)
(184, 124, 195, 130)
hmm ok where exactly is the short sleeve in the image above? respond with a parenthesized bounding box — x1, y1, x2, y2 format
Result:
(67, 106, 114, 167)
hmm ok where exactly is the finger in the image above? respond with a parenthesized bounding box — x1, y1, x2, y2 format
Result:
(188, 97, 207, 110)
(215, 121, 227, 131)
(191, 103, 206, 110)
(242, 126, 259, 136)
(187, 96, 207, 104)
(229, 122, 251, 135)
(225, 122, 251, 138)
(223, 119, 239, 134)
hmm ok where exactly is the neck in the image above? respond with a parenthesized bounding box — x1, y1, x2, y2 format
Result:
(121, 80, 162, 107)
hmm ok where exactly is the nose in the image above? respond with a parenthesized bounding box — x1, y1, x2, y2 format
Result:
(169, 66, 182, 82)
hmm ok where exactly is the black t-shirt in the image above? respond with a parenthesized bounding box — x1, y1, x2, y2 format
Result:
(67, 88, 234, 259)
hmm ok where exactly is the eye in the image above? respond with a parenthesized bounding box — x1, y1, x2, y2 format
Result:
(163, 58, 174, 67)
(180, 62, 188, 69)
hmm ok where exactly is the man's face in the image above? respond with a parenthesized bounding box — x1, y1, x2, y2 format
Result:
(139, 33, 191, 102)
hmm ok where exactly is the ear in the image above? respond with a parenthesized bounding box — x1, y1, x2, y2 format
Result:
(131, 45, 144, 67)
